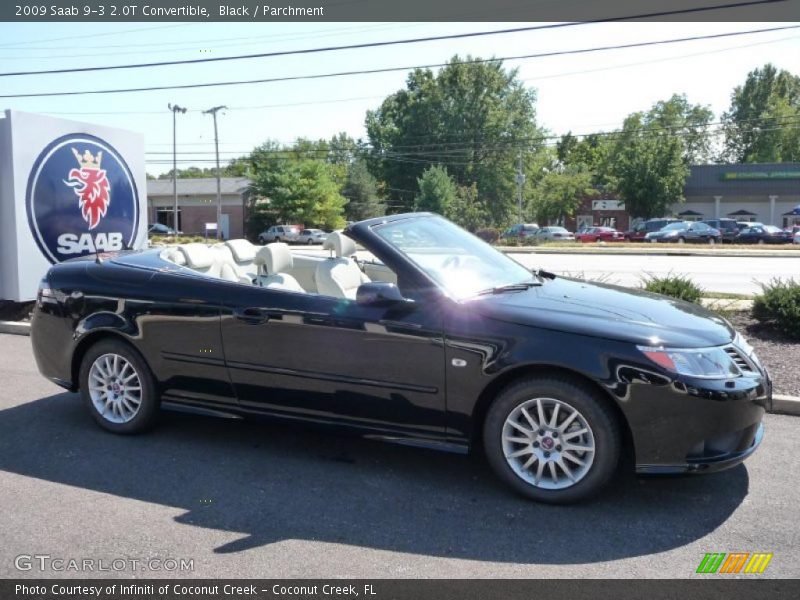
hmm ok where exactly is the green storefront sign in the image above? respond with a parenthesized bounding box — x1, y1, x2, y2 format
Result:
(721, 171, 800, 181)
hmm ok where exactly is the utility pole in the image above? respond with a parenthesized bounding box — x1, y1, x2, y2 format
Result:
(515, 150, 526, 224)
(203, 105, 227, 240)
(168, 104, 187, 232)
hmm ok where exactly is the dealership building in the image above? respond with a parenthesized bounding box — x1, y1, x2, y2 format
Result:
(568, 162, 800, 231)
(146, 177, 251, 239)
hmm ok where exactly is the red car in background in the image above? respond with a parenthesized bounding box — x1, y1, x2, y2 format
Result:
(576, 226, 625, 243)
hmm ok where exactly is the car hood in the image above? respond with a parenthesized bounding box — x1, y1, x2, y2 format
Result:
(470, 277, 734, 348)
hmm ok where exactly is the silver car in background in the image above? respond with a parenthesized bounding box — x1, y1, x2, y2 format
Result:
(532, 226, 576, 242)
(297, 228, 328, 245)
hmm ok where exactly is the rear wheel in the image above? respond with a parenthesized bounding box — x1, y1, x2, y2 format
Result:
(483, 376, 620, 503)
(758, 238, 765, 245)
(708, 237, 715, 245)
(307, 239, 314, 245)
(678, 237, 686, 244)
(274, 237, 281, 243)
(79, 338, 159, 434)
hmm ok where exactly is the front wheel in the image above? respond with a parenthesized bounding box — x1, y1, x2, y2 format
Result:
(79, 338, 159, 434)
(483, 376, 620, 503)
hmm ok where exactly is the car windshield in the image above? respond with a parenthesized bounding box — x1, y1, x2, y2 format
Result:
(662, 222, 687, 231)
(373, 216, 535, 299)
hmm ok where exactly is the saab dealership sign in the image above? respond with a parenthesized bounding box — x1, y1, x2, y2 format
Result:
(0, 110, 146, 301)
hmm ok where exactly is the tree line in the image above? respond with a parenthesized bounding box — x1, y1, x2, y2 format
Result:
(153, 59, 800, 231)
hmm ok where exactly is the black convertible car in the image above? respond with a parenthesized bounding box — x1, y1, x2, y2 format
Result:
(31, 213, 770, 503)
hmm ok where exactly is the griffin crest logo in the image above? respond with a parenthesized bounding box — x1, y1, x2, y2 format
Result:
(64, 148, 111, 230)
(26, 133, 140, 264)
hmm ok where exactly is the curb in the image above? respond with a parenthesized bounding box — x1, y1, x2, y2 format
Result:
(0, 320, 30, 336)
(772, 394, 800, 417)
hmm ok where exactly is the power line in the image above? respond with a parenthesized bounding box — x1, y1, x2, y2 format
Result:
(2, 24, 796, 99)
(0, 23, 196, 49)
(0, 1, 790, 79)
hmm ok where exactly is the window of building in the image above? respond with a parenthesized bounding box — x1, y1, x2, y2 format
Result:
(156, 208, 182, 230)
(599, 216, 617, 228)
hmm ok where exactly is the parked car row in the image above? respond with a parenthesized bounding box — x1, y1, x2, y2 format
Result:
(258, 225, 328, 245)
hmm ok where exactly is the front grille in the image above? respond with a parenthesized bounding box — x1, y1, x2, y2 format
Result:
(724, 345, 758, 375)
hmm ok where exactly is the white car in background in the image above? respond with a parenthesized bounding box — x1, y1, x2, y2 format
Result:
(532, 226, 576, 242)
(297, 228, 328, 245)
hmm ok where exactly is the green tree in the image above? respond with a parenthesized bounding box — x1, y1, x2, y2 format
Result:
(250, 156, 347, 230)
(722, 64, 800, 162)
(415, 165, 457, 214)
(366, 56, 544, 224)
(643, 94, 714, 164)
(447, 183, 488, 232)
(610, 113, 689, 219)
(557, 132, 615, 188)
(343, 160, 386, 221)
(529, 164, 596, 224)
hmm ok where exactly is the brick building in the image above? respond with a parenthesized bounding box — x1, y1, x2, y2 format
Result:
(146, 177, 251, 239)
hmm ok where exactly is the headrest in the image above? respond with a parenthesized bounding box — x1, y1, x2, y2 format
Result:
(178, 243, 216, 269)
(254, 243, 293, 275)
(322, 231, 356, 257)
(161, 247, 186, 266)
(225, 239, 256, 262)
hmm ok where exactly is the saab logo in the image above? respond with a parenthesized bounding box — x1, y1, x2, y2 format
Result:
(696, 552, 773, 574)
(26, 133, 139, 264)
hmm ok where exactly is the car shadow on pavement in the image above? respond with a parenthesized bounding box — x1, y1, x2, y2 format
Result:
(0, 393, 750, 564)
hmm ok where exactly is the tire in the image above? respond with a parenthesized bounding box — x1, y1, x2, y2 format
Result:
(78, 338, 159, 434)
(708, 237, 715, 245)
(273, 237, 281, 243)
(307, 239, 314, 245)
(678, 237, 685, 244)
(483, 376, 621, 504)
(758, 239, 765, 245)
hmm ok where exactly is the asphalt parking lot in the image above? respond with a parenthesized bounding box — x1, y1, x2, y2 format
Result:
(1, 332, 798, 579)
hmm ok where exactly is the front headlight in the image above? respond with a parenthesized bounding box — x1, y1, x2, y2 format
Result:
(637, 345, 740, 379)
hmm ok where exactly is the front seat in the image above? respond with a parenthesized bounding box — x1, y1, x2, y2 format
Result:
(315, 232, 370, 299)
(254, 243, 306, 293)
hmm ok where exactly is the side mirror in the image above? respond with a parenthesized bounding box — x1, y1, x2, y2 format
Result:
(356, 281, 407, 306)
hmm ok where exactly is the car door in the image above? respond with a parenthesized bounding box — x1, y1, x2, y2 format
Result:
(219, 283, 447, 438)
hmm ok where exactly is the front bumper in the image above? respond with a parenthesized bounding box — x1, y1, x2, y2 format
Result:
(636, 422, 764, 475)
(617, 366, 770, 474)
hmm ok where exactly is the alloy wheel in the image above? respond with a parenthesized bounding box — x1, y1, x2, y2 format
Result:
(501, 397, 596, 490)
(88, 353, 142, 424)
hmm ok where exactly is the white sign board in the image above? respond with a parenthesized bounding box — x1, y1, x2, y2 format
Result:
(205, 222, 218, 230)
(0, 110, 147, 301)
(592, 199, 624, 211)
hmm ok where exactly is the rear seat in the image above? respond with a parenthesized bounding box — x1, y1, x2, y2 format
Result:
(160, 239, 297, 288)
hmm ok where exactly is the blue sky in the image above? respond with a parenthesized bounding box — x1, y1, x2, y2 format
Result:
(1, 21, 798, 175)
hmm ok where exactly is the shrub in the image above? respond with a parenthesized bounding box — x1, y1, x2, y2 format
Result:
(752, 278, 800, 340)
(475, 228, 499, 243)
(642, 274, 703, 304)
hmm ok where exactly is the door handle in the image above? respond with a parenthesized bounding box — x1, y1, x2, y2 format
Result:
(235, 307, 276, 324)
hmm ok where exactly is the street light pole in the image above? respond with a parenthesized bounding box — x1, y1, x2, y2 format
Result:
(168, 104, 187, 232)
(515, 150, 526, 224)
(203, 105, 227, 240)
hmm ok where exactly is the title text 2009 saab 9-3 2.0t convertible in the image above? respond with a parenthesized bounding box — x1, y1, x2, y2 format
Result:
(31, 213, 770, 503)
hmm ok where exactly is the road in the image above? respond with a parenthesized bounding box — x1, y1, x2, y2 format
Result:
(298, 247, 800, 295)
(1, 333, 798, 579)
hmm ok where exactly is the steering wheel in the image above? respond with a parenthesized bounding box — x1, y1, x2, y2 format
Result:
(441, 255, 462, 269)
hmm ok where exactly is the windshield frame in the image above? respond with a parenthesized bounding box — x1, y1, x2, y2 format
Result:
(368, 214, 537, 301)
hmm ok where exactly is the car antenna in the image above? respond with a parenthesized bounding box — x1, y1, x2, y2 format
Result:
(94, 246, 103, 264)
